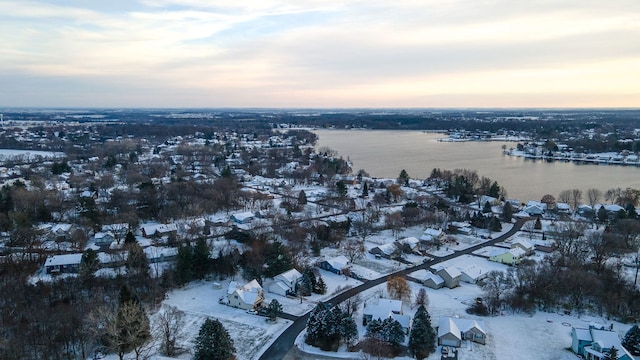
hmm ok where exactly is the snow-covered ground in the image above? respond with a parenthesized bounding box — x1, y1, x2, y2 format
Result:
(294, 281, 633, 360)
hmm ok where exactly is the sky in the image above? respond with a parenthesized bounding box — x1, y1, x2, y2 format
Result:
(1, 0, 639, 108)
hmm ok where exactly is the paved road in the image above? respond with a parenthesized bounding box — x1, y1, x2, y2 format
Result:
(259, 217, 532, 360)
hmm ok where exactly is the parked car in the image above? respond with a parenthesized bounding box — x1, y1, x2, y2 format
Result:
(246, 309, 258, 315)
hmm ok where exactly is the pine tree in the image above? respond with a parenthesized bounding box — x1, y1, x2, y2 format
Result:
(298, 190, 307, 205)
(175, 244, 193, 285)
(79, 248, 100, 279)
(300, 268, 316, 296)
(605, 346, 618, 360)
(362, 182, 369, 198)
(193, 318, 236, 360)
(408, 305, 436, 359)
(623, 324, 640, 355)
(125, 231, 136, 244)
(268, 299, 282, 321)
(340, 316, 358, 346)
(313, 275, 327, 294)
(192, 238, 210, 280)
(305, 302, 330, 346)
(381, 317, 405, 350)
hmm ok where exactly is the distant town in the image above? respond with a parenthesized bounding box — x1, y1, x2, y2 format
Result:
(0, 109, 639, 360)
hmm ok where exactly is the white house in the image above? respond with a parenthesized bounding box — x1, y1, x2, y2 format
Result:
(228, 279, 265, 310)
(269, 268, 302, 296)
(363, 298, 411, 333)
(437, 316, 487, 347)
(420, 228, 444, 243)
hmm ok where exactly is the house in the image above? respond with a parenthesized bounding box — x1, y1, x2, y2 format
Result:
(93, 232, 115, 246)
(319, 255, 349, 274)
(50, 223, 75, 241)
(369, 243, 399, 259)
(489, 247, 526, 265)
(448, 221, 473, 235)
(459, 265, 488, 284)
(397, 236, 420, 253)
(571, 324, 633, 360)
(524, 204, 545, 216)
(228, 279, 265, 310)
(230, 211, 255, 224)
(557, 202, 571, 213)
(437, 316, 487, 347)
(511, 239, 535, 256)
(44, 253, 83, 274)
(141, 223, 178, 238)
(422, 272, 445, 289)
(434, 265, 461, 289)
(269, 268, 302, 296)
(420, 228, 444, 243)
(363, 298, 411, 333)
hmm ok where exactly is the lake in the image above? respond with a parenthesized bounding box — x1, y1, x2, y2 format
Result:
(313, 129, 640, 203)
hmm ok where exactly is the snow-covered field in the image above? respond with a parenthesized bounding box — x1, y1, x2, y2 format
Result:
(294, 281, 633, 360)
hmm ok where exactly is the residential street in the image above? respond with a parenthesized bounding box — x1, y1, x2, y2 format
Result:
(259, 217, 532, 360)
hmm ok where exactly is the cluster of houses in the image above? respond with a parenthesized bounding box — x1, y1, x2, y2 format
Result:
(572, 323, 634, 360)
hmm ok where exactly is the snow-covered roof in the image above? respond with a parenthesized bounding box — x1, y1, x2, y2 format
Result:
(509, 247, 526, 257)
(51, 223, 72, 233)
(375, 243, 397, 255)
(45, 253, 83, 267)
(142, 223, 178, 235)
(438, 317, 462, 339)
(231, 211, 255, 222)
(399, 236, 419, 246)
(434, 265, 461, 279)
(423, 272, 445, 285)
(364, 298, 403, 322)
(439, 316, 486, 338)
(325, 255, 349, 270)
(275, 268, 302, 283)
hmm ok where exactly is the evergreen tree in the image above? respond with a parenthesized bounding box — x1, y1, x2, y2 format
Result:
(264, 241, 293, 278)
(125, 231, 136, 244)
(362, 182, 369, 198)
(336, 180, 347, 198)
(605, 346, 618, 360)
(483, 201, 492, 214)
(298, 190, 307, 205)
(340, 316, 358, 346)
(125, 242, 150, 279)
(79, 248, 100, 279)
(313, 275, 327, 294)
(193, 318, 236, 360)
(381, 317, 405, 350)
(623, 324, 640, 355)
(175, 244, 193, 285)
(502, 201, 513, 222)
(305, 302, 331, 346)
(268, 299, 282, 321)
(397, 169, 410, 185)
(408, 305, 436, 359)
(192, 238, 210, 280)
(300, 268, 316, 296)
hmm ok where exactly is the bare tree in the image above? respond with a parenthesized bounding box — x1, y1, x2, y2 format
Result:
(587, 188, 602, 207)
(571, 189, 583, 210)
(343, 238, 365, 263)
(558, 190, 572, 205)
(156, 305, 186, 357)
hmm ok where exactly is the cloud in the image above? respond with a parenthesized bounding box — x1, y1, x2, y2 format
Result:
(0, 0, 639, 107)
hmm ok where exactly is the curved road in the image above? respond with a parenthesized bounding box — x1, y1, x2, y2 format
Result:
(259, 217, 532, 360)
